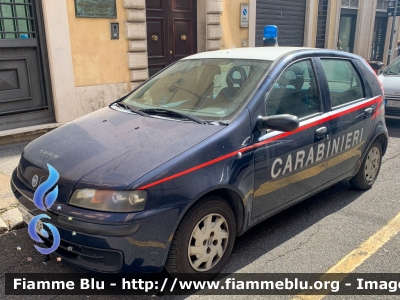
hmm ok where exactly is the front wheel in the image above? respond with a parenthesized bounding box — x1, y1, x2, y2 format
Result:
(350, 140, 383, 190)
(165, 196, 236, 280)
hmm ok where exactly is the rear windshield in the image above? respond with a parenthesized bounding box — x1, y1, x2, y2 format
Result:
(122, 58, 272, 122)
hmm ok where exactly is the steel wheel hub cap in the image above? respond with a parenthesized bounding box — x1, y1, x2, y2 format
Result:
(365, 146, 380, 182)
(188, 213, 229, 272)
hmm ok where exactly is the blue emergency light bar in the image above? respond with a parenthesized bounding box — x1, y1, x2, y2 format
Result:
(263, 25, 278, 47)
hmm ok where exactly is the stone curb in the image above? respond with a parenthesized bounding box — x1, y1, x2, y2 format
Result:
(0, 217, 7, 234)
(0, 123, 64, 146)
(1, 207, 24, 231)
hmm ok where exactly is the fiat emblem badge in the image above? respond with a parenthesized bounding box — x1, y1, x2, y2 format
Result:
(32, 175, 39, 188)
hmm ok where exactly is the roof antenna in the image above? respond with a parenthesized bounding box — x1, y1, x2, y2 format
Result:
(262, 25, 279, 47)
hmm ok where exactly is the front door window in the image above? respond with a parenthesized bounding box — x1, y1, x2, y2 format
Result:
(252, 59, 328, 219)
(265, 60, 321, 119)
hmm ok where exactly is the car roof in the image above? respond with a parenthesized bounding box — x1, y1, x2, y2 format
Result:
(182, 47, 316, 62)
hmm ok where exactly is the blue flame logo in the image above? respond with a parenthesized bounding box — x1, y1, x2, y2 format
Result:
(28, 164, 61, 255)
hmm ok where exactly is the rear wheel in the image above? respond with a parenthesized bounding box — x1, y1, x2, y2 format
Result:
(350, 140, 382, 190)
(165, 196, 236, 280)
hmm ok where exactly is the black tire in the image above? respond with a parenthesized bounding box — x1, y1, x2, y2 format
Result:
(165, 196, 236, 280)
(350, 140, 383, 190)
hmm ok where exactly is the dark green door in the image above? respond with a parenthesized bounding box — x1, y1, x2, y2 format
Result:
(0, 0, 54, 131)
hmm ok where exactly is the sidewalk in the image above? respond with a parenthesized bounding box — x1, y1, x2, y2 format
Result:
(0, 142, 29, 233)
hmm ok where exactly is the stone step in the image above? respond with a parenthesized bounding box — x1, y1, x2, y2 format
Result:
(0, 123, 64, 146)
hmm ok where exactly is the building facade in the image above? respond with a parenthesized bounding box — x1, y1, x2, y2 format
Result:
(249, 0, 400, 63)
(0, 0, 244, 132)
(0, 0, 398, 132)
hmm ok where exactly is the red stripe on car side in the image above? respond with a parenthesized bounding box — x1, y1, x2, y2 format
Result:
(138, 144, 255, 190)
(138, 96, 382, 190)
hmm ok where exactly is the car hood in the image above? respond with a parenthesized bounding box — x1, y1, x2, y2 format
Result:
(378, 75, 400, 95)
(23, 108, 223, 188)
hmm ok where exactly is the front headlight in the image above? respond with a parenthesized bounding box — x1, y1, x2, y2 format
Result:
(69, 189, 147, 212)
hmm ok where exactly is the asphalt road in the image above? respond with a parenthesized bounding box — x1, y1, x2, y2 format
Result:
(1, 119, 400, 300)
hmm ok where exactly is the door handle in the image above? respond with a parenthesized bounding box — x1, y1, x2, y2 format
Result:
(364, 107, 374, 117)
(316, 126, 327, 137)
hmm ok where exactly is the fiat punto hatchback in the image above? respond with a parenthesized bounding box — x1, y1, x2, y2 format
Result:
(11, 47, 388, 279)
(379, 55, 400, 119)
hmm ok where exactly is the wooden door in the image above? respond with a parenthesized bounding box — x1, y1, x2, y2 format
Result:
(146, 0, 197, 77)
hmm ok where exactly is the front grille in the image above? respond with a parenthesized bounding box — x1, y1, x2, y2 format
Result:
(385, 94, 400, 101)
(17, 156, 75, 204)
(386, 107, 400, 117)
(42, 234, 124, 273)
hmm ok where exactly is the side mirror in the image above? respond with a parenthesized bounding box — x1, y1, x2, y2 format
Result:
(257, 114, 299, 132)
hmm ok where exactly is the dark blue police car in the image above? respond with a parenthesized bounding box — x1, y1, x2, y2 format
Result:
(11, 47, 388, 279)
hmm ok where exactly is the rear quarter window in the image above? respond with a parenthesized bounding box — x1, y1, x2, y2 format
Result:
(320, 59, 366, 108)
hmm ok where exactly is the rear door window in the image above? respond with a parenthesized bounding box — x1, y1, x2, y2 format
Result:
(320, 59, 365, 108)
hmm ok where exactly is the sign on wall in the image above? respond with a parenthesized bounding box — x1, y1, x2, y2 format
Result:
(75, 0, 117, 19)
(240, 3, 249, 28)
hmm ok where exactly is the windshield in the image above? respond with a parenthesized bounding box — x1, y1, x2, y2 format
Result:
(383, 58, 400, 75)
(122, 58, 272, 122)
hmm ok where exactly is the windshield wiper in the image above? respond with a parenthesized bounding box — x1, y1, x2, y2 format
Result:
(115, 102, 150, 117)
(140, 108, 207, 124)
(205, 121, 229, 126)
(383, 70, 399, 75)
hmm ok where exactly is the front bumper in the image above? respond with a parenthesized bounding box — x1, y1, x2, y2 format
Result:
(10, 168, 183, 273)
(385, 105, 400, 119)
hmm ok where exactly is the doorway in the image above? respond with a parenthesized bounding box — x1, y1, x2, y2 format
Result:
(146, 0, 197, 77)
(371, 16, 388, 62)
(255, 0, 307, 47)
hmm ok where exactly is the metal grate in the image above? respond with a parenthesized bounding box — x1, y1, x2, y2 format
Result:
(376, 0, 390, 11)
(341, 0, 359, 8)
(316, 0, 328, 48)
(0, 0, 35, 39)
(256, 0, 307, 47)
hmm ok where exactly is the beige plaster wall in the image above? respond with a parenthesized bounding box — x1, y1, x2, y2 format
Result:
(66, 0, 130, 87)
(220, 0, 249, 49)
(75, 83, 128, 116)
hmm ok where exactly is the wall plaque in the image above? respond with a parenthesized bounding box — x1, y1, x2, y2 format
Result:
(75, 0, 117, 19)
